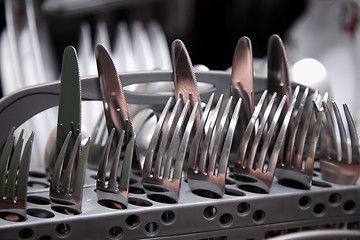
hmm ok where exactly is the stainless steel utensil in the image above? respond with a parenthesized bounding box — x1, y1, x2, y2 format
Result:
(231, 36, 254, 120)
(267, 34, 292, 106)
(50, 131, 90, 214)
(320, 101, 360, 185)
(49, 46, 90, 214)
(0, 128, 33, 221)
(47, 46, 82, 176)
(276, 88, 325, 188)
(95, 44, 141, 173)
(172, 39, 202, 129)
(187, 95, 242, 198)
(142, 97, 198, 203)
(96, 128, 135, 209)
(88, 114, 107, 170)
(234, 88, 297, 193)
(230, 36, 255, 158)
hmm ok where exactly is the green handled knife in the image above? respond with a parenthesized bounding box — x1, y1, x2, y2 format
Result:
(54, 46, 81, 170)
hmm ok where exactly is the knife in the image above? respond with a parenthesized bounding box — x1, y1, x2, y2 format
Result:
(267, 34, 292, 105)
(171, 39, 202, 128)
(231, 36, 254, 121)
(95, 44, 141, 172)
(53, 46, 81, 171)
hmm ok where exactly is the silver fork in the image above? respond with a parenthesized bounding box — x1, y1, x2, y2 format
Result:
(0, 128, 33, 221)
(142, 97, 199, 203)
(50, 130, 90, 214)
(276, 88, 325, 188)
(320, 101, 360, 185)
(233, 88, 297, 193)
(187, 95, 242, 198)
(88, 113, 108, 170)
(96, 128, 135, 209)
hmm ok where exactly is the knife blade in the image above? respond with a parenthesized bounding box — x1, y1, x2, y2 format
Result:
(267, 34, 292, 105)
(54, 46, 81, 170)
(231, 36, 254, 120)
(95, 44, 141, 172)
(171, 39, 202, 128)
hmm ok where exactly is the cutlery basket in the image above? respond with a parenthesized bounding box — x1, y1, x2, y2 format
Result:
(0, 71, 358, 240)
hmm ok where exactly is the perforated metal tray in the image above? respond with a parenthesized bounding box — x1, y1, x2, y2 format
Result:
(0, 70, 358, 240)
(0, 167, 359, 240)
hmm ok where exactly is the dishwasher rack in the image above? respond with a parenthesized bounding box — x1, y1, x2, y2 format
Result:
(0, 71, 358, 240)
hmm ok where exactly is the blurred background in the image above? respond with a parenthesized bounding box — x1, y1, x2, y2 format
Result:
(0, 0, 359, 126)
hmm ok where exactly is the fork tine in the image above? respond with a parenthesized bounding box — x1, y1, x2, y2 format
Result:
(246, 93, 277, 169)
(187, 93, 215, 170)
(143, 97, 173, 176)
(293, 89, 315, 169)
(322, 100, 338, 160)
(256, 96, 287, 173)
(118, 135, 135, 194)
(108, 130, 125, 191)
(163, 100, 191, 179)
(284, 87, 309, 166)
(208, 96, 233, 174)
(302, 100, 325, 172)
(236, 90, 268, 168)
(332, 102, 349, 161)
(197, 95, 224, 174)
(16, 132, 34, 201)
(50, 131, 72, 191)
(6, 130, 24, 200)
(73, 137, 90, 198)
(343, 104, 360, 164)
(97, 128, 116, 188)
(153, 98, 182, 178)
(62, 134, 82, 194)
(266, 92, 297, 174)
(173, 102, 199, 180)
(218, 98, 242, 175)
(0, 127, 15, 197)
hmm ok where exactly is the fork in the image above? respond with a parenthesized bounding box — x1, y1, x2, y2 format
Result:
(142, 97, 199, 203)
(187, 95, 242, 198)
(50, 130, 90, 214)
(320, 101, 360, 185)
(233, 88, 297, 193)
(87, 113, 108, 170)
(0, 128, 33, 221)
(96, 128, 135, 209)
(276, 88, 325, 188)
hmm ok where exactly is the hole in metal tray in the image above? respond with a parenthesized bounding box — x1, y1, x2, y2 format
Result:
(29, 171, 47, 178)
(192, 189, 222, 199)
(312, 180, 332, 188)
(27, 208, 54, 219)
(203, 206, 217, 219)
(56, 223, 71, 236)
(147, 194, 177, 204)
(161, 210, 175, 224)
(238, 184, 267, 194)
(0, 212, 26, 222)
(27, 196, 50, 205)
(109, 226, 123, 239)
(278, 179, 308, 190)
(52, 206, 80, 215)
(98, 200, 127, 210)
(129, 186, 145, 194)
(225, 188, 245, 197)
(19, 228, 34, 239)
(28, 181, 49, 188)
